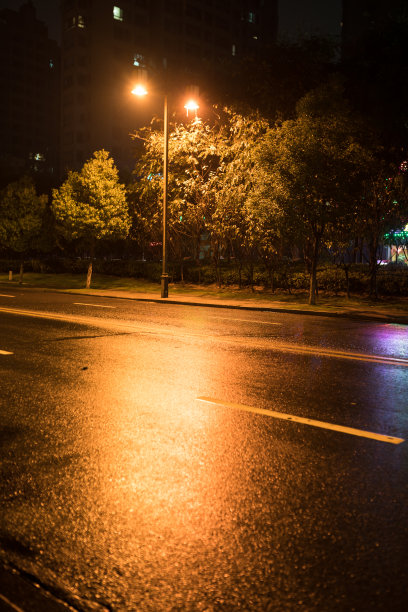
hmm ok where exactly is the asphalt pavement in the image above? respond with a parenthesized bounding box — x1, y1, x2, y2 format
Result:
(1, 286, 407, 611)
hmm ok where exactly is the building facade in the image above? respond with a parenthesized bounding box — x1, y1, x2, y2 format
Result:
(341, 0, 408, 58)
(60, 0, 278, 174)
(0, 1, 60, 184)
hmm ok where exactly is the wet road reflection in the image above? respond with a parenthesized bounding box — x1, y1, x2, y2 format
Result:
(0, 300, 407, 610)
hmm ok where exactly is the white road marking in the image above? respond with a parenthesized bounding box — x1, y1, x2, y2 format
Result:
(0, 294, 15, 298)
(0, 349, 13, 355)
(209, 316, 280, 326)
(73, 302, 116, 309)
(196, 397, 405, 445)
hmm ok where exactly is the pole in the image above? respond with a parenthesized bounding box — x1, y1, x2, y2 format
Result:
(161, 94, 169, 298)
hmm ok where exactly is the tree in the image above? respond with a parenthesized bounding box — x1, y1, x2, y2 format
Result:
(210, 110, 281, 288)
(52, 150, 130, 288)
(357, 165, 407, 297)
(260, 80, 366, 304)
(0, 176, 47, 282)
(131, 116, 221, 278)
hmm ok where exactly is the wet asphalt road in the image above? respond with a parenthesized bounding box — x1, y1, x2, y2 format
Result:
(0, 289, 408, 611)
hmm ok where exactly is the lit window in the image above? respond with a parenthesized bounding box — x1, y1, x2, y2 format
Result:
(113, 6, 123, 21)
(248, 11, 256, 23)
(49, 59, 54, 68)
(77, 15, 85, 28)
(231, 44, 236, 56)
(133, 53, 145, 67)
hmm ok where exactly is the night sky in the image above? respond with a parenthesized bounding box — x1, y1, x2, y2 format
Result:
(0, 0, 342, 44)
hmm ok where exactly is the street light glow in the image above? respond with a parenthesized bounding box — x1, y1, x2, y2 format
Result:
(184, 99, 199, 116)
(131, 84, 148, 97)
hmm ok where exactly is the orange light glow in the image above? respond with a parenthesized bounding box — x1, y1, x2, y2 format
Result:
(184, 99, 199, 116)
(131, 84, 148, 97)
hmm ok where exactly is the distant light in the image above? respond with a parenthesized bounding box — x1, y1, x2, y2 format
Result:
(184, 99, 199, 116)
(113, 6, 123, 21)
(133, 53, 144, 67)
(132, 84, 148, 96)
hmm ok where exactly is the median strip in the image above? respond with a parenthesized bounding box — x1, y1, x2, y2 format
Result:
(196, 397, 405, 445)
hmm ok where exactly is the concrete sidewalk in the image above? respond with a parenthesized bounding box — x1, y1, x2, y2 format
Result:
(59, 287, 408, 325)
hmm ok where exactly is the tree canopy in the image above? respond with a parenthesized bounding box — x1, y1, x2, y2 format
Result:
(52, 150, 130, 287)
(260, 80, 369, 303)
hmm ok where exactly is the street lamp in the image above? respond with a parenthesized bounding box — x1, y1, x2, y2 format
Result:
(132, 84, 199, 298)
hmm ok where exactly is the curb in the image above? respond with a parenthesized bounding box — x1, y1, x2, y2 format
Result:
(56, 289, 408, 325)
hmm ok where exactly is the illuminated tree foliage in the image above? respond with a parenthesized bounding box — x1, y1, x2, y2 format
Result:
(260, 80, 366, 304)
(210, 110, 282, 288)
(132, 114, 221, 279)
(0, 176, 47, 282)
(52, 150, 130, 288)
(131, 108, 285, 285)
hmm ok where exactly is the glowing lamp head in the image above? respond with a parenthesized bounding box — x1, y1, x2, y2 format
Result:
(184, 99, 199, 116)
(132, 84, 148, 97)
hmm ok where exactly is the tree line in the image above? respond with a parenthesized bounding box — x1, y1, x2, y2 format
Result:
(1, 80, 407, 304)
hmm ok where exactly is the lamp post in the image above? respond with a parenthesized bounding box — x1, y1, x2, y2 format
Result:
(132, 84, 198, 298)
(161, 93, 169, 297)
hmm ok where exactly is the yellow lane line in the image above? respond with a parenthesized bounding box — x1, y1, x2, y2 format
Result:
(1, 306, 407, 368)
(196, 397, 405, 445)
(277, 344, 408, 367)
(0, 294, 15, 298)
(0, 349, 13, 355)
(0, 594, 25, 612)
(209, 316, 281, 326)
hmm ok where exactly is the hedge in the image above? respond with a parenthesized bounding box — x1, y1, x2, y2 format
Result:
(1, 258, 407, 296)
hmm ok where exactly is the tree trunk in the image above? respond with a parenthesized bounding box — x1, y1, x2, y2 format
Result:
(308, 235, 320, 305)
(19, 258, 24, 285)
(344, 265, 350, 299)
(269, 268, 274, 293)
(369, 239, 379, 299)
(86, 260, 93, 289)
(213, 244, 221, 287)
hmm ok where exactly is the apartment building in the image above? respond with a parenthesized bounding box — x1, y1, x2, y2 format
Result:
(0, 1, 60, 183)
(60, 0, 278, 173)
